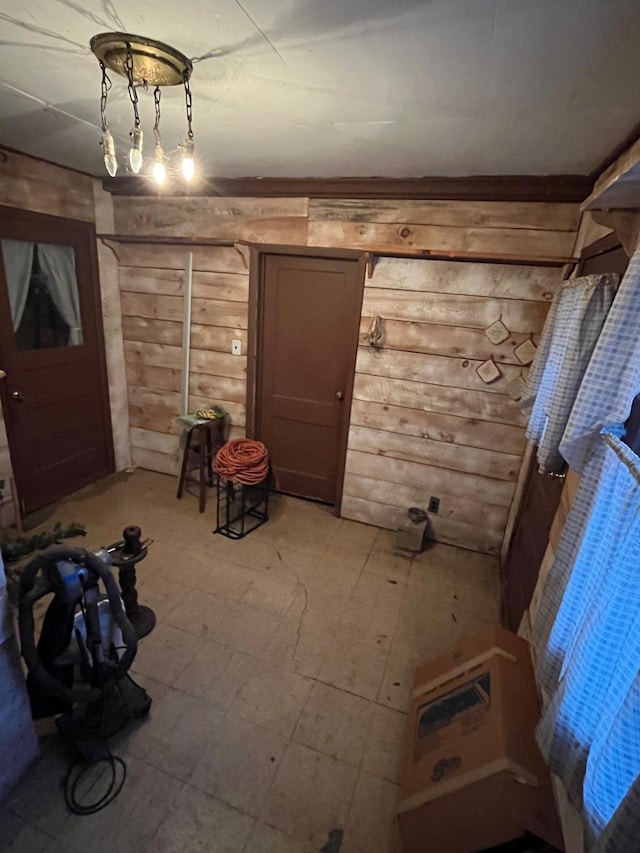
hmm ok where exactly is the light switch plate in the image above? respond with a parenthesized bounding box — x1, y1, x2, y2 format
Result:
(231, 339, 242, 355)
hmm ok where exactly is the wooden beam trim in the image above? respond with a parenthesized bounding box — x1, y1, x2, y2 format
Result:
(582, 135, 640, 211)
(100, 234, 239, 246)
(104, 175, 593, 202)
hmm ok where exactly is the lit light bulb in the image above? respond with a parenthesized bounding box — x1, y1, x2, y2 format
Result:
(180, 138, 195, 182)
(129, 127, 144, 174)
(102, 130, 118, 177)
(153, 145, 166, 186)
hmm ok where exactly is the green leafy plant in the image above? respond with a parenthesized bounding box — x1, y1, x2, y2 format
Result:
(1, 521, 86, 564)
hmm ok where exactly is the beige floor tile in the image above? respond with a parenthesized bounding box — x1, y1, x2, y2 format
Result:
(173, 640, 264, 712)
(340, 598, 401, 653)
(334, 519, 379, 550)
(129, 672, 171, 704)
(241, 573, 300, 615)
(131, 623, 204, 686)
(3, 740, 72, 837)
(318, 626, 388, 701)
(261, 615, 334, 679)
(343, 771, 400, 853)
(135, 574, 190, 622)
(295, 558, 363, 599)
(351, 572, 406, 611)
(121, 687, 225, 781)
(361, 705, 408, 783)
(407, 555, 456, 595)
(286, 585, 349, 623)
(274, 548, 322, 585)
(293, 682, 374, 766)
(377, 654, 416, 713)
(189, 716, 287, 817)
(322, 539, 371, 572)
(363, 549, 413, 584)
(390, 596, 454, 665)
(41, 840, 74, 853)
(450, 599, 501, 640)
(0, 808, 51, 853)
(216, 600, 284, 657)
(164, 587, 230, 638)
(259, 741, 358, 846)
(154, 544, 211, 588)
(148, 784, 254, 853)
(193, 561, 262, 600)
(54, 756, 182, 853)
(266, 512, 340, 548)
(243, 823, 310, 853)
(230, 665, 313, 738)
(13, 469, 503, 853)
(210, 538, 283, 573)
(454, 562, 500, 609)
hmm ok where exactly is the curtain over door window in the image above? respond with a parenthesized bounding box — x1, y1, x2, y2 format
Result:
(0, 239, 83, 350)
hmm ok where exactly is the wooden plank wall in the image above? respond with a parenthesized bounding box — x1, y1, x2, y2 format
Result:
(114, 197, 580, 261)
(0, 150, 98, 527)
(341, 257, 560, 555)
(114, 243, 250, 475)
(112, 194, 578, 551)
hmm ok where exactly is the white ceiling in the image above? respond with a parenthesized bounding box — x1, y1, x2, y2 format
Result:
(0, 0, 639, 180)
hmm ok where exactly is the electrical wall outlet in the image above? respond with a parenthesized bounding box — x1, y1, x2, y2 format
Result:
(428, 496, 440, 514)
(231, 339, 242, 356)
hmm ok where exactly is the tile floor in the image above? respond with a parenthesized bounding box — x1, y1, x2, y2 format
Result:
(1, 470, 501, 853)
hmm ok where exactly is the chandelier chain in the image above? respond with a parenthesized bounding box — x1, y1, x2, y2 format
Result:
(153, 86, 162, 146)
(125, 44, 141, 129)
(183, 71, 194, 139)
(99, 61, 111, 133)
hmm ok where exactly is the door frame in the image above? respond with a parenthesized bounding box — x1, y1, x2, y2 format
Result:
(247, 244, 366, 511)
(0, 205, 115, 512)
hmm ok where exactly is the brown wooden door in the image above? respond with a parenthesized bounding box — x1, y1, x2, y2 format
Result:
(502, 457, 566, 630)
(256, 253, 363, 503)
(0, 207, 114, 514)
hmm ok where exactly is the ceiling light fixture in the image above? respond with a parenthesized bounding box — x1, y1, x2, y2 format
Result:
(90, 32, 195, 185)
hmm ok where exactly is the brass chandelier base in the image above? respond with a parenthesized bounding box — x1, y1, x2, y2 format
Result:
(90, 32, 192, 86)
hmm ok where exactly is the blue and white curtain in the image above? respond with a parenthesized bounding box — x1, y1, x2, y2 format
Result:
(531, 247, 640, 852)
(522, 273, 618, 474)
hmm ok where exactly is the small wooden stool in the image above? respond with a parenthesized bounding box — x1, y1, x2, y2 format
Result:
(176, 416, 229, 512)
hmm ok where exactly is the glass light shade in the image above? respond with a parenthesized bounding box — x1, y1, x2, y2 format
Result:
(153, 145, 166, 185)
(102, 130, 118, 177)
(129, 127, 144, 174)
(181, 138, 195, 181)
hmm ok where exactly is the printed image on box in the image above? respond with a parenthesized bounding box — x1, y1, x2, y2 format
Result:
(414, 672, 490, 761)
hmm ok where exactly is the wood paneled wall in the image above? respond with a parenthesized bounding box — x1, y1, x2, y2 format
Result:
(113, 196, 581, 261)
(112, 193, 577, 552)
(341, 257, 560, 555)
(114, 243, 250, 475)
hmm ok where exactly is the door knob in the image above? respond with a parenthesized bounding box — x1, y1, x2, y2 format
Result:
(12, 390, 23, 401)
(336, 391, 344, 400)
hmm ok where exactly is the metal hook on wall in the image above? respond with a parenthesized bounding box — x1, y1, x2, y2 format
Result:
(367, 315, 384, 349)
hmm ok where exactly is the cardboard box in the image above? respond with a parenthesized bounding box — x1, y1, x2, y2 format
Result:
(398, 626, 563, 853)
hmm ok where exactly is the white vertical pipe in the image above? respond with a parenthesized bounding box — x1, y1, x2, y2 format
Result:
(181, 252, 193, 415)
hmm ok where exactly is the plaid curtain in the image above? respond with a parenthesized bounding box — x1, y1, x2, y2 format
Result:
(561, 249, 640, 474)
(522, 274, 618, 474)
(532, 247, 640, 852)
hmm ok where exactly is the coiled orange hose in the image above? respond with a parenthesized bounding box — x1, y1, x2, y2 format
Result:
(214, 439, 270, 485)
